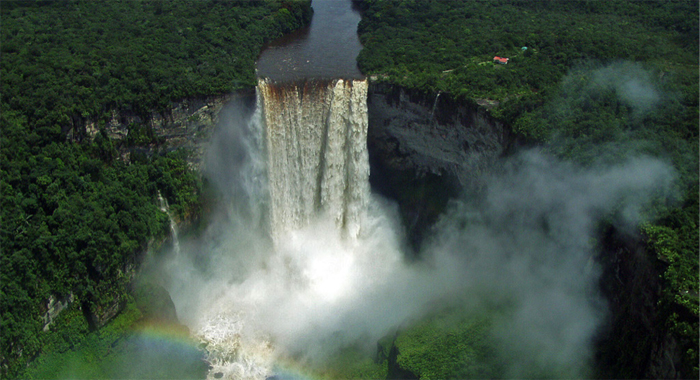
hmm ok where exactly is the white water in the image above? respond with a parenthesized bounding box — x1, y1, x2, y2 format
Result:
(157, 190, 180, 255)
(430, 91, 441, 121)
(184, 79, 380, 379)
(259, 79, 370, 242)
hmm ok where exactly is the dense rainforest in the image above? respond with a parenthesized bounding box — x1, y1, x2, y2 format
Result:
(1, 0, 697, 378)
(355, 0, 698, 378)
(0, 0, 312, 377)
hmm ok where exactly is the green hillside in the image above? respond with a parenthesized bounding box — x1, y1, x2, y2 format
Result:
(0, 1, 311, 377)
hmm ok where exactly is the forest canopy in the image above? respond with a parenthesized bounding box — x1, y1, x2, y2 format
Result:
(0, 1, 311, 377)
(1, 0, 697, 378)
(355, 0, 698, 377)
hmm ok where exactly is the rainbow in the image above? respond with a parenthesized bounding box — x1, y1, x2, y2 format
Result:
(134, 322, 325, 380)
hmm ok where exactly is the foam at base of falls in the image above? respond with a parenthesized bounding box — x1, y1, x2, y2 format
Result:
(188, 199, 407, 380)
(258, 79, 370, 243)
(197, 313, 274, 380)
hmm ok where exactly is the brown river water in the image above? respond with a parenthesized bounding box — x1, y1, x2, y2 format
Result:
(255, 0, 364, 81)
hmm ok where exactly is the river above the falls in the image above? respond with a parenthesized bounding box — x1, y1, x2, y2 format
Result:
(256, 0, 364, 81)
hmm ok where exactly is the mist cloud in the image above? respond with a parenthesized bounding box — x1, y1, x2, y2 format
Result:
(591, 61, 661, 115)
(159, 108, 675, 377)
(139, 68, 686, 379)
(423, 151, 675, 376)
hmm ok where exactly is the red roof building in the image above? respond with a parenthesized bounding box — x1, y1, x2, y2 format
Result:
(493, 56, 509, 64)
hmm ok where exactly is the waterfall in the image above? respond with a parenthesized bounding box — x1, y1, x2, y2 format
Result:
(430, 91, 442, 122)
(258, 78, 370, 242)
(181, 79, 373, 380)
(157, 191, 180, 254)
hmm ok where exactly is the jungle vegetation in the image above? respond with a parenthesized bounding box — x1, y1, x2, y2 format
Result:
(356, 0, 698, 377)
(1, 0, 697, 378)
(0, 0, 311, 377)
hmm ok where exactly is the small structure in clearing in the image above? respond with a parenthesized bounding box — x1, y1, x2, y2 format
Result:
(493, 56, 509, 64)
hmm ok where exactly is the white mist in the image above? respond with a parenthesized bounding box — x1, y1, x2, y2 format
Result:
(159, 79, 675, 379)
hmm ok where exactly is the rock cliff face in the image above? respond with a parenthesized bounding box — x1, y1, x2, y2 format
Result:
(366, 82, 516, 250)
(365, 83, 686, 378)
(41, 294, 75, 331)
(49, 94, 257, 331)
(74, 90, 255, 170)
(595, 228, 686, 379)
(368, 83, 513, 189)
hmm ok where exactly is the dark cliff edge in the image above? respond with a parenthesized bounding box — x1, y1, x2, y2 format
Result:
(595, 227, 689, 379)
(70, 89, 257, 172)
(366, 82, 517, 252)
(365, 82, 687, 378)
(42, 91, 259, 334)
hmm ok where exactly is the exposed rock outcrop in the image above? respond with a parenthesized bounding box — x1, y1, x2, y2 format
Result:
(595, 228, 686, 379)
(41, 294, 75, 331)
(70, 90, 255, 170)
(368, 83, 514, 189)
(366, 82, 516, 250)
